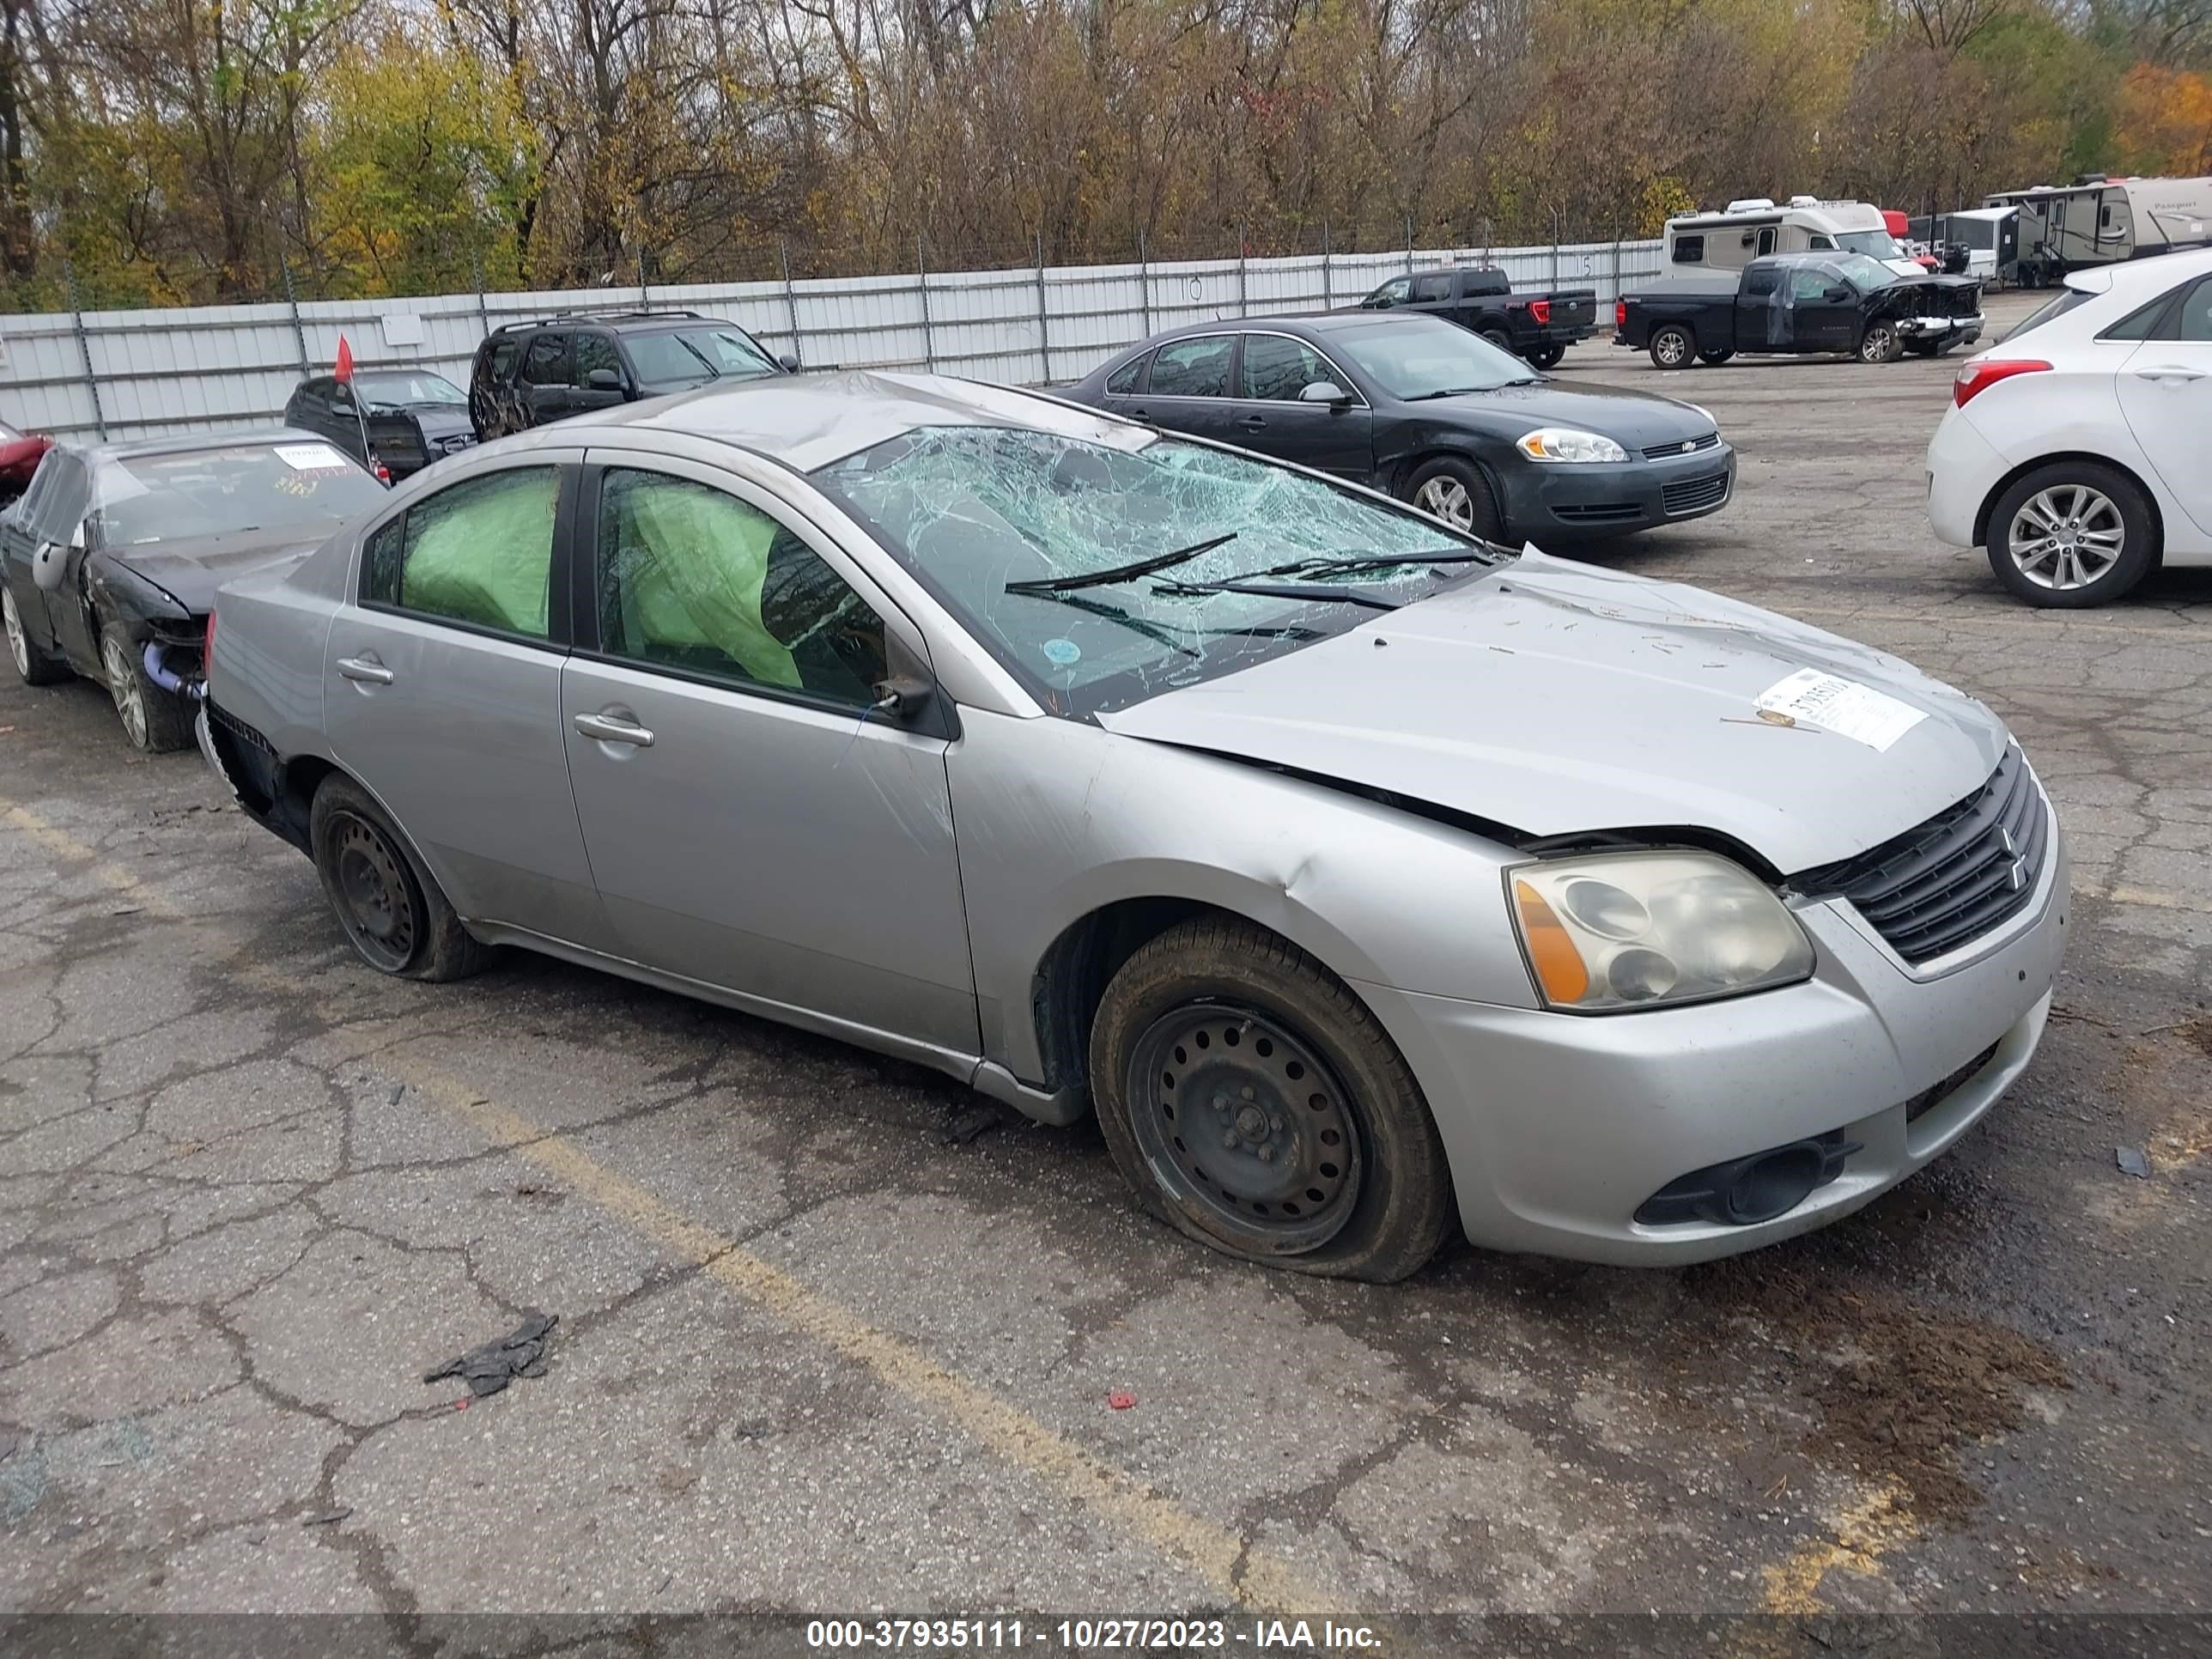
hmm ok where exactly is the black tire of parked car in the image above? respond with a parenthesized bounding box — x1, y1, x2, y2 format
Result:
(1857, 322, 1905, 365)
(97, 621, 191, 753)
(1088, 915, 1455, 1283)
(1650, 325, 1696, 369)
(309, 775, 497, 981)
(1526, 343, 1566, 370)
(1401, 455, 1504, 542)
(1698, 349, 1735, 366)
(1984, 461, 2160, 610)
(1479, 326, 1515, 356)
(3, 587, 70, 685)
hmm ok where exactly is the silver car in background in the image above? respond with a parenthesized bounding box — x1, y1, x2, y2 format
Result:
(199, 372, 2067, 1278)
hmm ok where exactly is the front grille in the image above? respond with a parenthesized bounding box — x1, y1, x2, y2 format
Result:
(1643, 431, 1722, 462)
(1662, 471, 1730, 516)
(1796, 746, 2049, 965)
(1554, 501, 1644, 524)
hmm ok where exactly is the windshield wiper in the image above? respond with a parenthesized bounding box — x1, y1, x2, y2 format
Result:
(1263, 548, 1506, 579)
(1403, 386, 1486, 400)
(1150, 578, 1404, 611)
(1004, 532, 1237, 596)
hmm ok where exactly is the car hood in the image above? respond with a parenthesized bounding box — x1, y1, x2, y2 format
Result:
(95, 524, 337, 616)
(1407, 380, 1713, 447)
(1097, 552, 2008, 875)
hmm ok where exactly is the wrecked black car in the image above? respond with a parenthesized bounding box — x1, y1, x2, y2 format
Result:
(1616, 252, 1984, 368)
(0, 430, 386, 751)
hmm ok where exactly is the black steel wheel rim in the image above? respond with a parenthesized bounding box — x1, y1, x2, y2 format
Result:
(1126, 1001, 1364, 1255)
(329, 812, 420, 971)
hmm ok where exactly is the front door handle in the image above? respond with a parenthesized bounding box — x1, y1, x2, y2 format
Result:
(1237, 415, 1267, 431)
(2132, 365, 2207, 382)
(337, 656, 394, 685)
(574, 710, 655, 748)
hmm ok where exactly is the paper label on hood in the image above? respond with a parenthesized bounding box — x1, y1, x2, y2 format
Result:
(276, 443, 351, 471)
(1754, 669, 1927, 751)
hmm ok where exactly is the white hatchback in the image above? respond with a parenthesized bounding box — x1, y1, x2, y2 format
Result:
(1926, 248, 2212, 606)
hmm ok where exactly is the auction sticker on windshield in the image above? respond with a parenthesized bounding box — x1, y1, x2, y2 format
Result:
(1754, 668, 1928, 750)
(276, 443, 352, 471)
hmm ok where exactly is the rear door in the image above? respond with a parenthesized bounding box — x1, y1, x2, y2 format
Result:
(560, 453, 976, 1054)
(321, 457, 611, 948)
(1118, 333, 1239, 446)
(517, 332, 577, 428)
(1224, 331, 1374, 481)
(2118, 274, 2212, 537)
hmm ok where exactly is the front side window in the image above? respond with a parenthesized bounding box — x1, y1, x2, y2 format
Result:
(1367, 277, 1412, 307)
(595, 469, 885, 708)
(1241, 335, 1337, 401)
(90, 442, 384, 547)
(1790, 269, 1834, 302)
(19, 450, 88, 546)
(573, 332, 624, 387)
(813, 425, 1498, 716)
(362, 465, 559, 639)
(1146, 336, 1234, 398)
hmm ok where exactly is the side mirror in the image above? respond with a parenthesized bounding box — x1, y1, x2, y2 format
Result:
(869, 673, 936, 724)
(31, 538, 65, 592)
(778, 354, 802, 373)
(1825, 285, 1853, 303)
(586, 367, 623, 391)
(1298, 380, 1352, 405)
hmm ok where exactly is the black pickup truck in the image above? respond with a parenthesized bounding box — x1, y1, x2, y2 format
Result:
(1356, 266, 1599, 368)
(1615, 252, 1984, 368)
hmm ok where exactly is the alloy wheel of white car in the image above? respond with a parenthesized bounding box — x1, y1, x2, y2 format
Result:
(3, 588, 28, 678)
(2007, 484, 2125, 592)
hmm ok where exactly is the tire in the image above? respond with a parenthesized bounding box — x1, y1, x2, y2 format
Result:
(1088, 916, 1454, 1282)
(1526, 343, 1566, 371)
(3, 585, 69, 686)
(309, 774, 495, 981)
(98, 623, 191, 752)
(1697, 349, 1735, 366)
(1984, 462, 2159, 609)
(1403, 455, 1504, 542)
(1650, 325, 1695, 370)
(1857, 321, 1905, 364)
(1479, 327, 1516, 357)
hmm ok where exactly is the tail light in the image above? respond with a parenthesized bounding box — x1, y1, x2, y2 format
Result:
(1953, 359, 2051, 407)
(374, 462, 392, 485)
(1615, 300, 1628, 330)
(1528, 299, 1552, 326)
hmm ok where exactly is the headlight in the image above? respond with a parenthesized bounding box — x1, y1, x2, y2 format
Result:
(1508, 850, 1814, 1012)
(1516, 427, 1630, 464)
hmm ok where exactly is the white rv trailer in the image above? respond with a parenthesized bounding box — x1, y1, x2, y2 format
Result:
(1662, 197, 1923, 280)
(1910, 207, 2021, 283)
(1984, 176, 2212, 283)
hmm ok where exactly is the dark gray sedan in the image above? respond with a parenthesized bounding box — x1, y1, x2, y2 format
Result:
(1066, 313, 1734, 541)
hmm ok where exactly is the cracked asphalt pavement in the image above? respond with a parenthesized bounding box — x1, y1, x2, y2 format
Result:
(2, 289, 2208, 1636)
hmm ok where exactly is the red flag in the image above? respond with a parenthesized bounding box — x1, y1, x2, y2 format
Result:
(335, 336, 355, 383)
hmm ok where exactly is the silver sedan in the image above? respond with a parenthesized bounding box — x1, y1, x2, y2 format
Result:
(199, 371, 2067, 1278)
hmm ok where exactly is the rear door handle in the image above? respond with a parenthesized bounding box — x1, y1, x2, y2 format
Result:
(336, 656, 394, 685)
(2132, 365, 2207, 382)
(1237, 415, 1267, 432)
(574, 710, 654, 748)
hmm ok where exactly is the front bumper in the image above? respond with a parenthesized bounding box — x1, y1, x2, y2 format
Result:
(1502, 444, 1738, 533)
(1899, 312, 1984, 347)
(1361, 794, 2069, 1265)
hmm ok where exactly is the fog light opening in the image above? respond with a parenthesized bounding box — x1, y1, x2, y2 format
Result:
(1723, 1144, 1826, 1224)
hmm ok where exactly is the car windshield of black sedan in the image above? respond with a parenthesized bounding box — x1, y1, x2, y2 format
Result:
(356, 371, 466, 409)
(1327, 318, 1535, 398)
(814, 425, 1494, 715)
(628, 328, 779, 392)
(89, 443, 386, 546)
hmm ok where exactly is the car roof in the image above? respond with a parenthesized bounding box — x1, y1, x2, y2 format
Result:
(78, 428, 327, 464)
(561, 368, 1149, 473)
(483, 309, 749, 338)
(2068, 245, 2212, 297)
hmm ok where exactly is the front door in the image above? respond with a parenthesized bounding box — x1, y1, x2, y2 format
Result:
(561, 455, 976, 1056)
(1787, 266, 1858, 352)
(1226, 332, 1375, 481)
(322, 459, 610, 947)
(2118, 274, 2212, 537)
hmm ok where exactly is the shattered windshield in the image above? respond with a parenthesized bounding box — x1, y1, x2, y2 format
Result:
(813, 425, 1504, 716)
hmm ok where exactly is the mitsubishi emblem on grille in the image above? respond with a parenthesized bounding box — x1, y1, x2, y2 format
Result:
(2008, 858, 2029, 892)
(1998, 825, 2019, 858)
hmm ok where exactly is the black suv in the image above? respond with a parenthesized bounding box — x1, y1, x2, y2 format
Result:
(468, 310, 793, 441)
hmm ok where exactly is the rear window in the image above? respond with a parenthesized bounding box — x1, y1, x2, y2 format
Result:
(2008, 288, 2094, 343)
(90, 443, 385, 546)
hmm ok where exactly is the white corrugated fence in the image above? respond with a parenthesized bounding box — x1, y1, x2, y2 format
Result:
(0, 239, 1663, 443)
